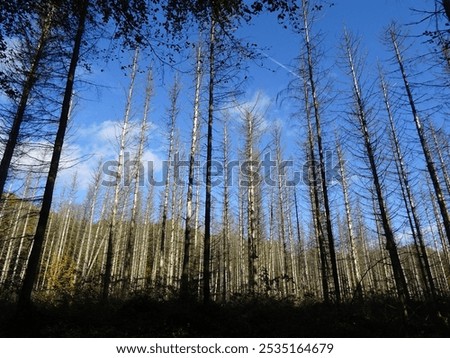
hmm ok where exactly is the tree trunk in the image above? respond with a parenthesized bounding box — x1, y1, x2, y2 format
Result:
(181, 45, 202, 298)
(390, 29, 450, 248)
(336, 138, 363, 298)
(301, 65, 330, 303)
(18, 1, 88, 308)
(123, 66, 152, 295)
(221, 118, 231, 301)
(344, 31, 410, 308)
(429, 123, 450, 198)
(300, 0, 340, 303)
(156, 78, 179, 290)
(203, 17, 216, 304)
(380, 71, 436, 300)
(0, 8, 54, 199)
(274, 128, 288, 296)
(244, 110, 259, 296)
(102, 48, 139, 301)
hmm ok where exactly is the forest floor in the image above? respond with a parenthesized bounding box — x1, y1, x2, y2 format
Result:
(1, 295, 449, 337)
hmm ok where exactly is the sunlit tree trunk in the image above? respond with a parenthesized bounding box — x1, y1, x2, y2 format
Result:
(167, 144, 183, 288)
(294, 188, 309, 294)
(51, 175, 77, 287)
(156, 77, 179, 290)
(181, 45, 202, 298)
(336, 137, 362, 297)
(73, 159, 103, 284)
(36, 214, 54, 291)
(425, 177, 450, 269)
(389, 28, 450, 247)
(12, 177, 37, 284)
(274, 128, 288, 296)
(380, 71, 436, 300)
(301, 70, 329, 303)
(221, 119, 231, 301)
(243, 109, 261, 296)
(429, 123, 450, 198)
(300, 0, 340, 302)
(102, 48, 139, 301)
(343, 31, 410, 308)
(123, 68, 153, 294)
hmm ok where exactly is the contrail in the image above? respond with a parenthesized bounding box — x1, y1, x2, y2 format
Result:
(258, 50, 300, 79)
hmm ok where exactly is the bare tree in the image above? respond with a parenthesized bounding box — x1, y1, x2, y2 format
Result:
(153, 76, 180, 289)
(379, 69, 436, 300)
(342, 30, 410, 308)
(302, 74, 330, 303)
(123, 69, 153, 294)
(0, 3, 56, 200)
(102, 48, 139, 301)
(18, 0, 89, 308)
(298, 0, 340, 303)
(180, 45, 203, 299)
(220, 115, 231, 301)
(335, 136, 363, 298)
(388, 27, 450, 248)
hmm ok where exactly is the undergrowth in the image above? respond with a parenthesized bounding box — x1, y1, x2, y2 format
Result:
(0, 294, 449, 337)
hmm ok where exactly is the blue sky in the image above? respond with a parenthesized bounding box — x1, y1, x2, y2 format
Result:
(54, 0, 434, 203)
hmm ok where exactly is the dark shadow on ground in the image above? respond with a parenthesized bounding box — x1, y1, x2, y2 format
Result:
(1, 295, 449, 337)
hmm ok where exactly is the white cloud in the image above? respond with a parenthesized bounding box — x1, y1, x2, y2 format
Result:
(56, 119, 164, 192)
(229, 91, 274, 135)
(231, 91, 273, 117)
(142, 149, 163, 173)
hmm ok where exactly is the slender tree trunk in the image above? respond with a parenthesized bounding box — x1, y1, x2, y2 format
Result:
(17, 1, 88, 308)
(425, 177, 450, 271)
(36, 214, 54, 290)
(141, 185, 154, 288)
(181, 45, 202, 298)
(244, 110, 259, 296)
(0, 8, 54, 199)
(274, 128, 288, 296)
(73, 159, 102, 284)
(301, 0, 340, 303)
(390, 29, 450, 247)
(86, 188, 110, 280)
(380, 72, 436, 300)
(294, 188, 310, 293)
(344, 31, 410, 307)
(336, 138, 362, 297)
(12, 178, 36, 284)
(167, 146, 183, 289)
(429, 123, 450, 198)
(238, 184, 246, 293)
(157, 78, 179, 289)
(192, 163, 201, 294)
(301, 67, 329, 303)
(123, 67, 152, 295)
(1, 180, 33, 287)
(102, 48, 139, 301)
(286, 193, 299, 297)
(221, 119, 231, 301)
(203, 17, 216, 304)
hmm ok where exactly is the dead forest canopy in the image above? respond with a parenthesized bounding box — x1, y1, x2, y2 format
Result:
(1, 0, 450, 325)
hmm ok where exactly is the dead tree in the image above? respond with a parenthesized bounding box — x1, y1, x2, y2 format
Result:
(342, 31, 410, 308)
(299, 0, 340, 303)
(102, 48, 139, 301)
(180, 45, 203, 299)
(389, 27, 450, 248)
(18, 0, 89, 308)
(379, 70, 437, 300)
